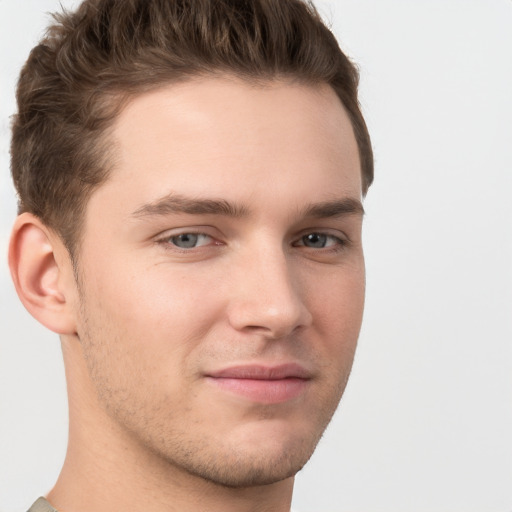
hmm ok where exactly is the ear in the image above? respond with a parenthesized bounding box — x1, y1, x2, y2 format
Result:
(9, 212, 78, 335)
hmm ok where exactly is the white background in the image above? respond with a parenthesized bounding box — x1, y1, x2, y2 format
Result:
(1, 1, 511, 511)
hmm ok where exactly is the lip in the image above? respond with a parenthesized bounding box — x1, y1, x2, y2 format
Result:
(205, 364, 312, 404)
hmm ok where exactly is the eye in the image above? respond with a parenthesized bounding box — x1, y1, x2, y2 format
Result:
(167, 233, 213, 249)
(296, 233, 345, 249)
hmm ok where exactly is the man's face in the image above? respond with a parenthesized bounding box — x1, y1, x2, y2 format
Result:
(73, 77, 365, 487)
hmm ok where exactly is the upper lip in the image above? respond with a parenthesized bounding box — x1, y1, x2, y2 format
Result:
(205, 363, 312, 380)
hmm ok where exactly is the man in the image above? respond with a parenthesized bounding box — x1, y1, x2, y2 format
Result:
(8, 0, 373, 511)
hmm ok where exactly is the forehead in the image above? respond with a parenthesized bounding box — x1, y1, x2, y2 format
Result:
(91, 76, 362, 218)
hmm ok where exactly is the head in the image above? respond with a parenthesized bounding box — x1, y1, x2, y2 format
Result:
(9, 0, 373, 497)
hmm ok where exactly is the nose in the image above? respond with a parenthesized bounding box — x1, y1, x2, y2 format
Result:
(226, 247, 313, 339)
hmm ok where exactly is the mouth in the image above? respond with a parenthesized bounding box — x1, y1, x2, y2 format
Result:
(204, 363, 312, 404)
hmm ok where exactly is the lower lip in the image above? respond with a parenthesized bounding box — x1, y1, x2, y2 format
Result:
(206, 377, 309, 404)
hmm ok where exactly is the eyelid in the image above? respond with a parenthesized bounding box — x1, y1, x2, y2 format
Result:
(154, 225, 217, 239)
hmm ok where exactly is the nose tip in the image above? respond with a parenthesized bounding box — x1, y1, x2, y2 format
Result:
(227, 258, 313, 339)
(228, 296, 312, 339)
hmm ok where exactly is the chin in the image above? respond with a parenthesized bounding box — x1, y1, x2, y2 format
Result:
(184, 446, 312, 489)
(165, 423, 322, 489)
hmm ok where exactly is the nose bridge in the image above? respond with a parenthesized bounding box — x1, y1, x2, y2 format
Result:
(227, 240, 312, 338)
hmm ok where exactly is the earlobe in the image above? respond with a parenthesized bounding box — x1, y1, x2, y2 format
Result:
(9, 212, 78, 335)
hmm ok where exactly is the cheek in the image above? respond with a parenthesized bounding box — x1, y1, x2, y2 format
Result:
(79, 255, 227, 361)
(75, 264, 204, 411)
(311, 270, 364, 392)
(309, 263, 365, 334)
(305, 265, 365, 388)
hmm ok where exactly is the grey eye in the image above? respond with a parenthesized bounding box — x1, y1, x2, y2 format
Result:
(170, 233, 209, 248)
(302, 233, 329, 248)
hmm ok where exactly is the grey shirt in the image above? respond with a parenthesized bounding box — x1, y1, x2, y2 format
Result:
(27, 498, 58, 512)
(27, 496, 299, 511)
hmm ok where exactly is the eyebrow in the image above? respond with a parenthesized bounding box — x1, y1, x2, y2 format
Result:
(131, 193, 249, 219)
(131, 194, 364, 220)
(302, 198, 365, 218)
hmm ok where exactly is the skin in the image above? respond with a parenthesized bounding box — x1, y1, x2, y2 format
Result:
(10, 76, 365, 512)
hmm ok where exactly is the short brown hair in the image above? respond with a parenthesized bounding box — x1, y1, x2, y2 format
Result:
(11, 0, 373, 255)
